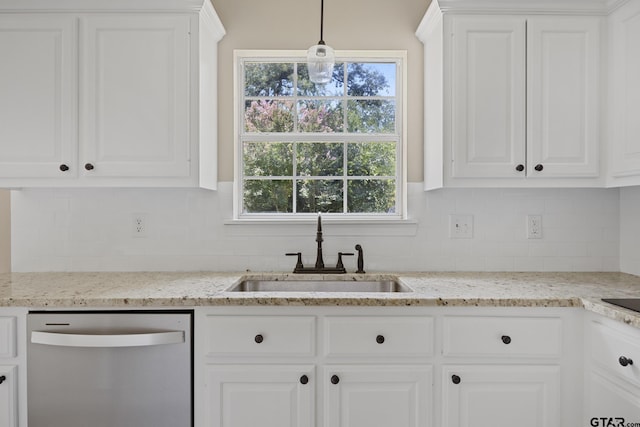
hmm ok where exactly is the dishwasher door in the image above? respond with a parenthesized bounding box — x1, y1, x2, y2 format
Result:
(27, 310, 192, 427)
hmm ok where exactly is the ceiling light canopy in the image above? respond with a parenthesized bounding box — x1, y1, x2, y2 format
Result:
(307, 0, 335, 85)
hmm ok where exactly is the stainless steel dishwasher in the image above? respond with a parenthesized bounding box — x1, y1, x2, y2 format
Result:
(27, 310, 193, 427)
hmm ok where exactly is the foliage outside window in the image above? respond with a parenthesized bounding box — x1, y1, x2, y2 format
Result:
(235, 50, 406, 219)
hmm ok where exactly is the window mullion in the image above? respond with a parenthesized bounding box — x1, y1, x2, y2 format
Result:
(343, 141, 348, 214)
(293, 141, 298, 214)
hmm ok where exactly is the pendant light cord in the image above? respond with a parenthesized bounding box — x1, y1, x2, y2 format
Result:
(319, 0, 325, 44)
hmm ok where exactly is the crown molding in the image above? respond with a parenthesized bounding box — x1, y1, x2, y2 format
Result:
(0, 0, 213, 12)
(435, 0, 612, 15)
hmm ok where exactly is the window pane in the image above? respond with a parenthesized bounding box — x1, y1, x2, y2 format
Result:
(244, 62, 294, 96)
(244, 142, 293, 176)
(297, 142, 343, 176)
(347, 100, 395, 133)
(243, 179, 293, 213)
(347, 142, 396, 176)
(347, 179, 396, 213)
(347, 63, 396, 96)
(298, 100, 343, 133)
(245, 100, 294, 132)
(297, 179, 343, 213)
(297, 62, 343, 96)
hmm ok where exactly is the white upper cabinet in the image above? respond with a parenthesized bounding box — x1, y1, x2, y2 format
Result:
(608, 0, 640, 186)
(80, 15, 191, 180)
(0, 15, 77, 180)
(449, 16, 527, 180)
(0, 0, 224, 188)
(417, 1, 603, 189)
(527, 17, 600, 179)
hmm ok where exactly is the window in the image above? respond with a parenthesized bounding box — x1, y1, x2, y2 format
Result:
(234, 50, 406, 219)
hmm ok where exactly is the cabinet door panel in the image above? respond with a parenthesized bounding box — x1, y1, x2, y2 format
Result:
(586, 370, 640, 423)
(324, 365, 432, 427)
(0, 365, 17, 427)
(450, 16, 526, 178)
(442, 365, 560, 427)
(0, 15, 76, 178)
(204, 365, 314, 427)
(610, 1, 640, 178)
(81, 15, 191, 178)
(527, 17, 600, 178)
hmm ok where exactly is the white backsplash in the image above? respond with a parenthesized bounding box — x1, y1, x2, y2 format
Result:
(10, 184, 620, 272)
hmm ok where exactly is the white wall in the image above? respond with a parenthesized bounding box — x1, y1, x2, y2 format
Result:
(620, 187, 640, 275)
(10, 185, 619, 272)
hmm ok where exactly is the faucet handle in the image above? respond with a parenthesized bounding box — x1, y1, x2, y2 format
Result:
(286, 252, 304, 271)
(355, 244, 365, 274)
(336, 252, 354, 270)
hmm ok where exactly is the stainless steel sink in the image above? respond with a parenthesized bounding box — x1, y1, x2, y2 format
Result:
(227, 279, 412, 293)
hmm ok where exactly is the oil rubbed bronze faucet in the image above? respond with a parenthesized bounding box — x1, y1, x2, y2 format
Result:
(286, 215, 354, 274)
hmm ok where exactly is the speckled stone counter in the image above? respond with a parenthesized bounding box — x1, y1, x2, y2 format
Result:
(1, 271, 639, 327)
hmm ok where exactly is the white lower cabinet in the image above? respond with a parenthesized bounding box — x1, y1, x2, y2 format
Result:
(0, 310, 26, 427)
(204, 364, 314, 427)
(584, 313, 640, 426)
(196, 306, 581, 427)
(0, 365, 17, 427)
(442, 365, 560, 427)
(324, 365, 431, 427)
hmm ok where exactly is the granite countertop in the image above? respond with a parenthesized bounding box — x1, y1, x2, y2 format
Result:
(1, 271, 639, 327)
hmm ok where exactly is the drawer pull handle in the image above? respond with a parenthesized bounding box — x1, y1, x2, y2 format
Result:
(300, 375, 309, 385)
(0, 375, 5, 385)
(534, 164, 544, 172)
(59, 164, 69, 172)
(515, 164, 524, 172)
(451, 374, 461, 384)
(619, 356, 634, 367)
(330, 375, 340, 385)
(254, 334, 264, 344)
(376, 335, 385, 344)
(84, 163, 94, 171)
(501, 335, 512, 345)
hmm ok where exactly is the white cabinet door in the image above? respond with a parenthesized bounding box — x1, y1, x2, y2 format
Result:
(450, 16, 526, 179)
(0, 15, 77, 179)
(204, 365, 314, 427)
(324, 365, 432, 427)
(442, 365, 560, 427)
(80, 15, 191, 178)
(609, 0, 640, 180)
(586, 370, 640, 425)
(0, 365, 17, 427)
(445, 14, 600, 183)
(527, 17, 600, 178)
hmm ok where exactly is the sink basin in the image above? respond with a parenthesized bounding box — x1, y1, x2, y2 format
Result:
(228, 279, 412, 293)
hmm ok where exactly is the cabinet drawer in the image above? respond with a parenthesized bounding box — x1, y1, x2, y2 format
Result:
(0, 317, 16, 358)
(204, 315, 315, 357)
(324, 316, 434, 357)
(443, 316, 562, 358)
(590, 321, 640, 386)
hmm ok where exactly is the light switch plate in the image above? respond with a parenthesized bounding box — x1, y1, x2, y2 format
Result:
(449, 214, 473, 239)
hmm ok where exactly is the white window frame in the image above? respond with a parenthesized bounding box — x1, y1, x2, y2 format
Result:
(233, 49, 407, 221)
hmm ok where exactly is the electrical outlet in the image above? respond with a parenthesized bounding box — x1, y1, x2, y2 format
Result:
(527, 215, 542, 239)
(132, 214, 147, 238)
(449, 214, 473, 239)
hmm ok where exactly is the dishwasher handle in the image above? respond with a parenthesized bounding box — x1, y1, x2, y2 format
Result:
(31, 330, 185, 348)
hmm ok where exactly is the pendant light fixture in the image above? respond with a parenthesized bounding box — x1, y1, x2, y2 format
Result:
(307, 0, 335, 85)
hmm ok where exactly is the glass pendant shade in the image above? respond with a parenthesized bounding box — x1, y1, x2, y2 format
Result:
(307, 43, 335, 85)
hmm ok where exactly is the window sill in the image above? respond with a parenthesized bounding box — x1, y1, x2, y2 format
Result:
(223, 218, 419, 237)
